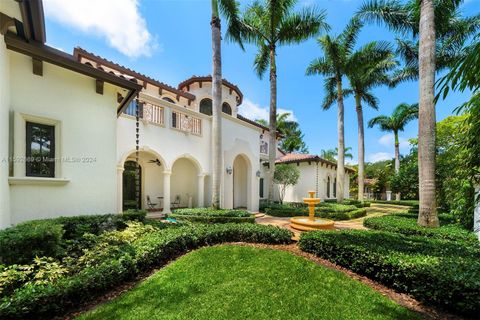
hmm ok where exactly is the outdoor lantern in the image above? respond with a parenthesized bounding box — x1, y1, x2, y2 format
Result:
(256, 170, 261, 177)
(226, 166, 233, 175)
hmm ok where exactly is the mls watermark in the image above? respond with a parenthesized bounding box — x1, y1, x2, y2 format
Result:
(1, 156, 97, 163)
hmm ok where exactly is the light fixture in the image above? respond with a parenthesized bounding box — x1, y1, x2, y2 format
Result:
(256, 170, 261, 178)
(226, 166, 233, 175)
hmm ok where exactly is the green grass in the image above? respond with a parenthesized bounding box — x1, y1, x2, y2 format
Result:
(78, 245, 418, 320)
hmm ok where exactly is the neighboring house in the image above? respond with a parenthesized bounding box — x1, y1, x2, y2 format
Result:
(0, 0, 350, 228)
(274, 154, 353, 202)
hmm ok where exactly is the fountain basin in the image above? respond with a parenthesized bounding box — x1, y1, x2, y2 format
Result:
(290, 216, 335, 231)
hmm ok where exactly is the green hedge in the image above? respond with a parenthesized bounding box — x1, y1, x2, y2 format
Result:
(363, 213, 477, 243)
(371, 200, 419, 208)
(0, 221, 64, 265)
(299, 230, 480, 316)
(0, 211, 147, 265)
(0, 223, 292, 319)
(168, 208, 254, 224)
(264, 205, 366, 220)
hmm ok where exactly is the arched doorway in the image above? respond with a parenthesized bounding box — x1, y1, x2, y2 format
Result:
(233, 155, 249, 209)
(123, 161, 141, 210)
(171, 157, 200, 208)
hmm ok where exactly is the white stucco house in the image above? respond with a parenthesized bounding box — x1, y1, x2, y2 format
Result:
(273, 153, 352, 203)
(0, 0, 351, 229)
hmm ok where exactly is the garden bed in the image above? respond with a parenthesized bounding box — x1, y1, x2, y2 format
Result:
(168, 208, 255, 223)
(299, 229, 480, 316)
(0, 215, 291, 320)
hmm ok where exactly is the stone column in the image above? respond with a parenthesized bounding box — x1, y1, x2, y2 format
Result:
(197, 174, 205, 208)
(162, 170, 171, 214)
(116, 166, 124, 213)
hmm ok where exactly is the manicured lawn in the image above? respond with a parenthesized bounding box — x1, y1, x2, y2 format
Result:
(78, 245, 418, 320)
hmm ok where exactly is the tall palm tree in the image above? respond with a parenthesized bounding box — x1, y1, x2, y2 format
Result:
(234, 0, 329, 203)
(306, 18, 362, 203)
(368, 103, 418, 201)
(357, 0, 478, 226)
(210, 0, 242, 209)
(344, 41, 397, 201)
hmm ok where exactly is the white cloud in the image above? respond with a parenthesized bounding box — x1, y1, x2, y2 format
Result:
(44, 0, 157, 58)
(238, 98, 297, 122)
(378, 133, 411, 150)
(368, 152, 393, 163)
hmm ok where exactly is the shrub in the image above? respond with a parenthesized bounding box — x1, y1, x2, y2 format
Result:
(0, 224, 292, 319)
(371, 200, 419, 208)
(363, 213, 477, 243)
(299, 230, 480, 316)
(169, 208, 254, 224)
(0, 221, 64, 265)
(263, 203, 364, 220)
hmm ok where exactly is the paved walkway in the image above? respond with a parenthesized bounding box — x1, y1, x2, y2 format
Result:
(256, 204, 409, 240)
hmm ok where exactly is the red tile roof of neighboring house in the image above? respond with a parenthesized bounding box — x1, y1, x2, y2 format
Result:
(275, 153, 355, 173)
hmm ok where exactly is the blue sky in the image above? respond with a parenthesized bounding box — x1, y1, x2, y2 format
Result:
(43, 0, 477, 164)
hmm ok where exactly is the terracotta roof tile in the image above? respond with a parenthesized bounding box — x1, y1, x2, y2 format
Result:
(178, 75, 243, 105)
(275, 153, 355, 173)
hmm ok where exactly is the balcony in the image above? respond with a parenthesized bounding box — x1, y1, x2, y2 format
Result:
(172, 111, 202, 135)
(123, 101, 165, 126)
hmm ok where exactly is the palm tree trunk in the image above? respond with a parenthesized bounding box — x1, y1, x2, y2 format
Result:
(355, 94, 364, 202)
(211, 1, 222, 209)
(267, 44, 277, 203)
(417, 0, 439, 227)
(336, 77, 345, 203)
(394, 130, 401, 201)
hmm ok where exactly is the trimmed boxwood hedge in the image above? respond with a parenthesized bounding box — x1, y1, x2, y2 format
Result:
(264, 205, 366, 220)
(363, 213, 477, 243)
(0, 211, 147, 265)
(168, 208, 255, 224)
(0, 223, 292, 319)
(371, 200, 419, 208)
(299, 230, 480, 316)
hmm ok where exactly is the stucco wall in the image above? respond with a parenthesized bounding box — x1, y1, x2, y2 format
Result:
(186, 82, 239, 116)
(0, 35, 11, 228)
(276, 162, 351, 203)
(8, 51, 119, 224)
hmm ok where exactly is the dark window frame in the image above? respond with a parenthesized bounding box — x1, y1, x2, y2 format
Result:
(26, 121, 55, 178)
(259, 178, 264, 198)
(222, 102, 232, 115)
(199, 98, 213, 116)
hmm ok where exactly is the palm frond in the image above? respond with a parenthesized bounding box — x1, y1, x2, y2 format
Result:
(356, 0, 413, 35)
(277, 6, 329, 45)
(305, 57, 333, 76)
(253, 44, 270, 79)
(368, 115, 392, 131)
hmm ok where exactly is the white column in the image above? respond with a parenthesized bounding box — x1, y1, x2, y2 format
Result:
(386, 191, 392, 201)
(116, 166, 124, 213)
(162, 170, 171, 214)
(475, 184, 479, 241)
(197, 174, 205, 208)
(0, 36, 11, 229)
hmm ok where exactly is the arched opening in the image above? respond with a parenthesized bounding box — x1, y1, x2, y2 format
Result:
(233, 155, 249, 209)
(121, 151, 164, 211)
(327, 176, 331, 198)
(171, 157, 199, 208)
(199, 98, 212, 116)
(222, 102, 232, 115)
(123, 161, 141, 210)
(162, 97, 175, 103)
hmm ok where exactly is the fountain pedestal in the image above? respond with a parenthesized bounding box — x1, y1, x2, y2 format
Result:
(289, 191, 335, 231)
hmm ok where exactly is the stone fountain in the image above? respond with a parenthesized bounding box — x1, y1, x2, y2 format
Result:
(289, 191, 335, 231)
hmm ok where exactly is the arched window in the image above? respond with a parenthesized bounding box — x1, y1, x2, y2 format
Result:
(162, 97, 175, 103)
(222, 102, 232, 115)
(327, 176, 331, 198)
(333, 178, 337, 198)
(199, 98, 212, 116)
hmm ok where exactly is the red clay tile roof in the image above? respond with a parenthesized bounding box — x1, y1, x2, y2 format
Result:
(276, 153, 355, 173)
(73, 47, 195, 101)
(178, 75, 243, 105)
